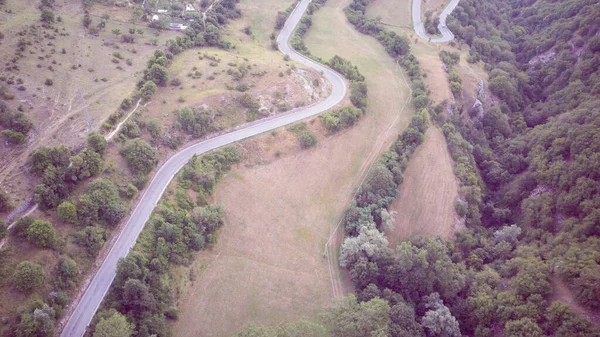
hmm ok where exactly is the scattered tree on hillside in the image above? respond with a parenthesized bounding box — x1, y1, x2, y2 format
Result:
(26, 220, 57, 248)
(121, 138, 158, 175)
(13, 261, 44, 293)
(93, 311, 133, 337)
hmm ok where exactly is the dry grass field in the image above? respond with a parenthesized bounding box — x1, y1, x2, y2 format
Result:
(412, 41, 454, 104)
(366, 0, 412, 29)
(171, 0, 415, 335)
(386, 127, 460, 245)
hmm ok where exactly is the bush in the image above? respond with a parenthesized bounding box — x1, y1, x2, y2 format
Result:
(121, 138, 158, 175)
(58, 201, 78, 223)
(12, 216, 33, 238)
(87, 132, 108, 156)
(44, 79, 53, 86)
(140, 81, 157, 100)
(27, 220, 57, 248)
(298, 130, 317, 148)
(119, 183, 138, 199)
(350, 81, 368, 110)
(13, 261, 44, 293)
(74, 226, 106, 255)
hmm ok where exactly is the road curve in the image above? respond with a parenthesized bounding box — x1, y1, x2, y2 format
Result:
(412, 0, 461, 43)
(59, 1, 346, 336)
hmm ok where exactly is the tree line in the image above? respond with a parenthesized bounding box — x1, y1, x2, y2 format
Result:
(88, 147, 240, 337)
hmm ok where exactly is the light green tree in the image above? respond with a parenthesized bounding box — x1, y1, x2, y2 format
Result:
(27, 220, 56, 248)
(93, 311, 133, 337)
(13, 261, 44, 293)
(58, 201, 78, 223)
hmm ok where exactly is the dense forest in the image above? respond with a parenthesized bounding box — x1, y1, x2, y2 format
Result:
(236, 0, 600, 336)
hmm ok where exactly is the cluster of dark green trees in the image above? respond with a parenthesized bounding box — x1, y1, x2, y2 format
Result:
(0, 101, 33, 144)
(303, 0, 600, 336)
(91, 147, 240, 336)
(444, 0, 600, 313)
(31, 132, 107, 209)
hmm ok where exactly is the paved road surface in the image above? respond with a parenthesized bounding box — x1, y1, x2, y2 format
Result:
(412, 0, 461, 43)
(59, 1, 346, 336)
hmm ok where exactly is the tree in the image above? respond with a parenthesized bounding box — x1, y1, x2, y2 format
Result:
(390, 301, 425, 337)
(322, 295, 390, 337)
(93, 311, 133, 337)
(147, 64, 169, 86)
(504, 318, 543, 337)
(121, 138, 158, 175)
(13, 261, 44, 293)
(58, 201, 78, 223)
(27, 220, 57, 248)
(56, 257, 79, 289)
(17, 303, 56, 337)
(493, 225, 522, 246)
(340, 224, 389, 268)
(421, 293, 462, 337)
(68, 148, 103, 181)
(87, 132, 108, 156)
(35, 164, 69, 209)
(140, 80, 157, 100)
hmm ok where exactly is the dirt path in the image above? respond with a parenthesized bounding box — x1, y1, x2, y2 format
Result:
(105, 99, 146, 141)
(550, 276, 600, 325)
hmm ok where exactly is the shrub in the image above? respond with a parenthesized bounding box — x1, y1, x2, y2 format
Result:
(58, 201, 78, 223)
(12, 216, 33, 238)
(140, 81, 157, 100)
(298, 130, 317, 148)
(87, 132, 108, 156)
(121, 138, 158, 175)
(27, 220, 57, 248)
(44, 78, 53, 86)
(13, 261, 44, 293)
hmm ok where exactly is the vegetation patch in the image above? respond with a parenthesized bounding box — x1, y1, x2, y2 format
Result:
(89, 147, 240, 336)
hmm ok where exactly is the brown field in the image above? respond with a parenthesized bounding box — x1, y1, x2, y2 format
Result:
(366, 0, 412, 29)
(0, 0, 178, 205)
(172, 0, 415, 335)
(412, 41, 454, 104)
(386, 127, 460, 245)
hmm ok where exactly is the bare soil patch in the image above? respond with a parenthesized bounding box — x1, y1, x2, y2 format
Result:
(172, 0, 415, 335)
(386, 126, 460, 245)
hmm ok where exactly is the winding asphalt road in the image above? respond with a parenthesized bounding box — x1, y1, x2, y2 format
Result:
(59, 1, 346, 336)
(412, 0, 461, 43)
